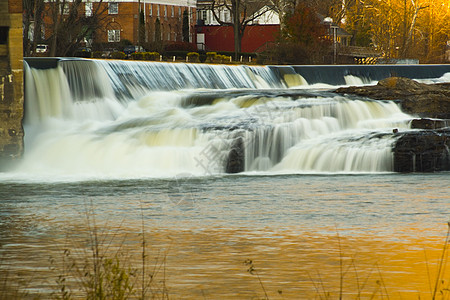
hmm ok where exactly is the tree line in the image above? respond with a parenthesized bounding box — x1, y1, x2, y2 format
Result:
(23, 0, 449, 63)
(214, 0, 448, 63)
(336, 0, 449, 62)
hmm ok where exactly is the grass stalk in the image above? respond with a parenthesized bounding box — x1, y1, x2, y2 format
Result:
(244, 259, 269, 300)
(432, 222, 450, 300)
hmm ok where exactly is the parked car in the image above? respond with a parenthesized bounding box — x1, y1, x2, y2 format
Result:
(123, 45, 145, 56)
(35, 44, 48, 53)
(102, 48, 119, 58)
(73, 47, 92, 58)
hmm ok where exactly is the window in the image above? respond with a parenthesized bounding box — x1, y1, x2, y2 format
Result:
(164, 6, 167, 17)
(157, 5, 159, 16)
(108, 29, 120, 42)
(62, 3, 70, 15)
(198, 10, 207, 20)
(149, 5, 152, 16)
(109, 3, 118, 14)
(171, 6, 174, 17)
(0, 27, 8, 44)
(223, 11, 230, 22)
(85, 3, 93, 17)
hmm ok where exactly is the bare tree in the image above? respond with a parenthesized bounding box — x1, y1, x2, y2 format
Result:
(23, 0, 45, 56)
(210, 0, 272, 59)
(45, 0, 107, 56)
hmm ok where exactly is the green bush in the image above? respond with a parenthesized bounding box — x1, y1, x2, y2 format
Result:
(111, 51, 126, 60)
(144, 52, 160, 61)
(131, 52, 144, 60)
(187, 52, 199, 62)
(217, 54, 231, 63)
(206, 52, 217, 63)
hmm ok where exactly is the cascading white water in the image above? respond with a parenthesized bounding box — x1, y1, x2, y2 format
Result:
(17, 59, 417, 180)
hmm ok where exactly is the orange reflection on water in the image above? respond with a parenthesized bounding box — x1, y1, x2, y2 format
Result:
(1, 224, 449, 299)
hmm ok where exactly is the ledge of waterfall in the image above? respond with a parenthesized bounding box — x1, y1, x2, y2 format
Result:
(335, 77, 450, 119)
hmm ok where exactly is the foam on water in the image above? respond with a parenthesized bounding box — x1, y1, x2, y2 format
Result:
(8, 60, 426, 181)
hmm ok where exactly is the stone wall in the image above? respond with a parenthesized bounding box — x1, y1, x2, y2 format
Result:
(0, 0, 24, 169)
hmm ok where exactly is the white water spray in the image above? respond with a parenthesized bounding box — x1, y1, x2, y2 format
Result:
(15, 60, 419, 180)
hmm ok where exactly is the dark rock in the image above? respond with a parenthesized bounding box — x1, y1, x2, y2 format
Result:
(410, 118, 448, 130)
(225, 137, 245, 173)
(335, 77, 450, 118)
(393, 129, 450, 172)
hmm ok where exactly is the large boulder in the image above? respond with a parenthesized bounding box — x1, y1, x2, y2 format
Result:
(393, 129, 450, 172)
(335, 77, 450, 118)
(410, 118, 449, 130)
(225, 137, 245, 173)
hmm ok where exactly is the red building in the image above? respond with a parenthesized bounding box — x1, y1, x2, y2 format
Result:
(196, 24, 279, 53)
(195, 3, 281, 54)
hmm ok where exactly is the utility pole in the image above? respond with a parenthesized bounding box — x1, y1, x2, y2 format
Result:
(324, 17, 338, 64)
(137, 0, 141, 47)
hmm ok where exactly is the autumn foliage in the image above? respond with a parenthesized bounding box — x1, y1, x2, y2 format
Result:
(332, 0, 450, 63)
(275, 3, 331, 64)
(271, 0, 449, 64)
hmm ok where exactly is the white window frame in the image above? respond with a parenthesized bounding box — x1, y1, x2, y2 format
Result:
(62, 3, 70, 15)
(108, 29, 120, 42)
(108, 2, 118, 15)
(85, 3, 93, 17)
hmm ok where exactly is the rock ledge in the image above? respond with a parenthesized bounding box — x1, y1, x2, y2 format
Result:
(335, 77, 450, 119)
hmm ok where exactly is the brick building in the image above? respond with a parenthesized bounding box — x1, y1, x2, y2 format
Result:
(95, 0, 197, 45)
(38, 0, 197, 52)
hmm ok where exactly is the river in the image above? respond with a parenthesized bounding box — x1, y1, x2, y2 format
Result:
(0, 60, 449, 298)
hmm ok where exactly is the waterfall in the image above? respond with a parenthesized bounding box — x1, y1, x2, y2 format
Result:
(18, 59, 420, 179)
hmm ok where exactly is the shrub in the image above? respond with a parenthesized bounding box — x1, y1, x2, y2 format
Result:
(111, 51, 126, 60)
(164, 41, 197, 52)
(206, 52, 217, 63)
(144, 52, 160, 61)
(131, 52, 144, 60)
(187, 52, 199, 62)
(165, 51, 189, 60)
(217, 54, 231, 63)
(92, 51, 103, 59)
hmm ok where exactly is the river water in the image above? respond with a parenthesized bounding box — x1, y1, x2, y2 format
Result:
(0, 60, 449, 298)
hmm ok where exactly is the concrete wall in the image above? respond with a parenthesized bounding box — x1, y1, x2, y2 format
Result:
(0, 0, 24, 168)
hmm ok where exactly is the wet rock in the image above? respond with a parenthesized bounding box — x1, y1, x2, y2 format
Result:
(335, 77, 450, 118)
(410, 118, 448, 130)
(393, 129, 450, 172)
(226, 137, 245, 173)
(338, 77, 450, 172)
